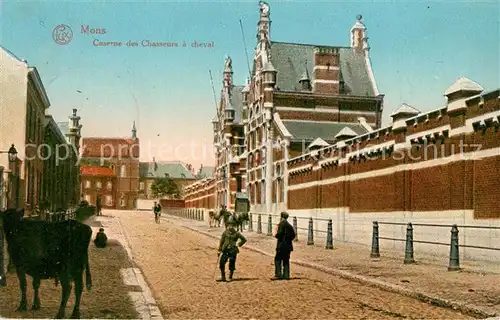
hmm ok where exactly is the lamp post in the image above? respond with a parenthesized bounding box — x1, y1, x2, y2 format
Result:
(0, 143, 18, 286)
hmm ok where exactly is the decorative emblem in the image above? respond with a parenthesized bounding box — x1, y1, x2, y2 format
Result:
(52, 24, 73, 45)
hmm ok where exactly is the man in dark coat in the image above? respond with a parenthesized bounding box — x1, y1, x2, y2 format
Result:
(273, 211, 296, 280)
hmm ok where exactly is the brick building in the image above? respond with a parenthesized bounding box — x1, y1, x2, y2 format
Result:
(80, 123, 140, 209)
(185, 3, 383, 213)
(41, 109, 82, 210)
(80, 166, 117, 208)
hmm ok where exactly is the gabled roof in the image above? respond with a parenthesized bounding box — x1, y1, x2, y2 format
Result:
(444, 77, 484, 96)
(80, 165, 114, 177)
(334, 126, 359, 139)
(282, 120, 368, 143)
(390, 103, 421, 117)
(139, 161, 196, 179)
(307, 137, 330, 149)
(269, 41, 376, 96)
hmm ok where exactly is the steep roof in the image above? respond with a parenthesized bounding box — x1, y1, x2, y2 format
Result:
(81, 137, 139, 158)
(444, 77, 484, 96)
(390, 103, 420, 117)
(197, 166, 215, 179)
(140, 161, 196, 179)
(282, 120, 368, 143)
(80, 165, 114, 177)
(269, 42, 376, 96)
(227, 85, 244, 124)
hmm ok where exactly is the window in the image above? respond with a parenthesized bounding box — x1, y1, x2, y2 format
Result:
(139, 182, 144, 190)
(84, 194, 91, 203)
(261, 180, 266, 203)
(236, 175, 242, 193)
(107, 181, 112, 190)
(96, 181, 102, 189)
(105, 195, 113, 206)
(120, 164, 126, 177)
(85, 180, 91, 189)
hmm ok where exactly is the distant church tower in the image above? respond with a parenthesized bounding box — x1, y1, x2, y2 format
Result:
(132, 121, 137, 139)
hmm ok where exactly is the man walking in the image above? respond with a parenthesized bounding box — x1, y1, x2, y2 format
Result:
(153, 201, 161, 223)
(273, 212, 296, 280)
(218, 216, 247, 282)
(96, 195, 102, 216)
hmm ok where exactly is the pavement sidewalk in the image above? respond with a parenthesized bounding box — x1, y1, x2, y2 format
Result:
(164, 214, 500, 319)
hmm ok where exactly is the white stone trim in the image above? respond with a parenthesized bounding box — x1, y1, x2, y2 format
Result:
(273, 113, 292, 138)
(312, 79, 340, 84)
(288, 147, 500, 191)
(318, 157, 340, 166)
(405, 125, 450, 143)
(288, 164, 313, 175)
(313, 65, 340, 71)
(345, 140, 395, 158)
(276, 106, 377, 117)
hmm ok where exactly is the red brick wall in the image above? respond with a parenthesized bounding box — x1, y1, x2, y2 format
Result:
(159, 199, 185, 209)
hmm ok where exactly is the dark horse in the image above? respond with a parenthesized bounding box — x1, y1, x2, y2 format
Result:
(231, 212, 250, 232)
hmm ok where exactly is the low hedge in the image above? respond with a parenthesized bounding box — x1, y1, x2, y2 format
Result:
(75, 205, 96, 222)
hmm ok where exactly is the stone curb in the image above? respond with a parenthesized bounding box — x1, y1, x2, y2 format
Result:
(180, 222, 497, 320)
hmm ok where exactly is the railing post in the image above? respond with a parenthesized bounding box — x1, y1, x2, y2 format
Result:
(267, 214, 273, 236)
(370, 221, 380, 258)
(404, 223, 415, 264)
(293, 217, 298, 242)
(326, 219, 333, 249)
(248, 213, 253, 232)
(257, 214, 262, 234)
(307, 217, 314, 245)
(448, 224, 460, 271)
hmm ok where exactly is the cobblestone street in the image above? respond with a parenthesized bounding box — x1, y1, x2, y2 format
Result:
(108, 209, 480, 319)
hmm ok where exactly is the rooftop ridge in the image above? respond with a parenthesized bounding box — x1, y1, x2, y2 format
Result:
(270, 41, 351, 49)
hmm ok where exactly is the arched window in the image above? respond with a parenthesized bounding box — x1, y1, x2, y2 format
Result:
(120, 164, 126, 177)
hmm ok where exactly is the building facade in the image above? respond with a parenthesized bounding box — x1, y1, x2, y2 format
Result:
(138, 159, 196, 199)
(41, 109, 82, 211)
(0, 47, 50, 214)
(80, 166, 117, 208)
(185, 3, 383, 213)
(80, 123, 140, 209)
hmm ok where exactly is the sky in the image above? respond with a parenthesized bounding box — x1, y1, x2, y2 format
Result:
(1, 0, 499, 169)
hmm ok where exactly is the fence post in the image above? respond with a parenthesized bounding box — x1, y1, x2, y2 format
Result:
(370, 221, 380, 258)
(248, 213, 253, 232)
(267, 214, 273, 236)
(293, 217, 298, 242)
(404, 223, 415, 264)
(448, 225, 460, 271)
(326, 219, 333, 249)
(307, 217, 314, 245)
(257, 214, 262, 234)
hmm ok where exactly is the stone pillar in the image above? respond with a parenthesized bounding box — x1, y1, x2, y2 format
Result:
(265, 122, 273, 214)
(283, 139, 290, 210)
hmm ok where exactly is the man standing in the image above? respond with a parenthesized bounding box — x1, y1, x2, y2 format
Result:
(273, 212, 296, 280)
(218, 216, 247, 282)
(96, 195, 102, 216)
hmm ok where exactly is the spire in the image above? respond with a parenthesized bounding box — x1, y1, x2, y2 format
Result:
(132, 121, 137, 139)
(223, 55, 233, 88)
(257, 1, 271, 51)
(299, 60, 311, 91)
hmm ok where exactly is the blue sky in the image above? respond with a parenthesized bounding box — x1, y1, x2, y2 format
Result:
(1, 0, 498, 168)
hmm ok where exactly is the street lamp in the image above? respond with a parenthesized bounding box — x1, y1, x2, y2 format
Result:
(0, 144, 17, 286)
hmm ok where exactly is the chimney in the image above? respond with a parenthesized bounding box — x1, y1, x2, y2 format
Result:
(312, 47, 340, 95)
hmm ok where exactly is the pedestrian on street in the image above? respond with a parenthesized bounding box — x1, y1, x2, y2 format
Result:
(217, 216, 247, 282)
(273, 211, 296, 280)
(153, 201, 161, 223)
(96, 195, 102, 216)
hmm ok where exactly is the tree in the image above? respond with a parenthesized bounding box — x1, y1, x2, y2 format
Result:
(150, 174, 180, 199)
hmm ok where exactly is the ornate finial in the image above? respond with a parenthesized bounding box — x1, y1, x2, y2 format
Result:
(259, 1, 270, 16)
(72, 108, 77, 116)
(224, 55, 232, 72)
(356, 14, 362, 21)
